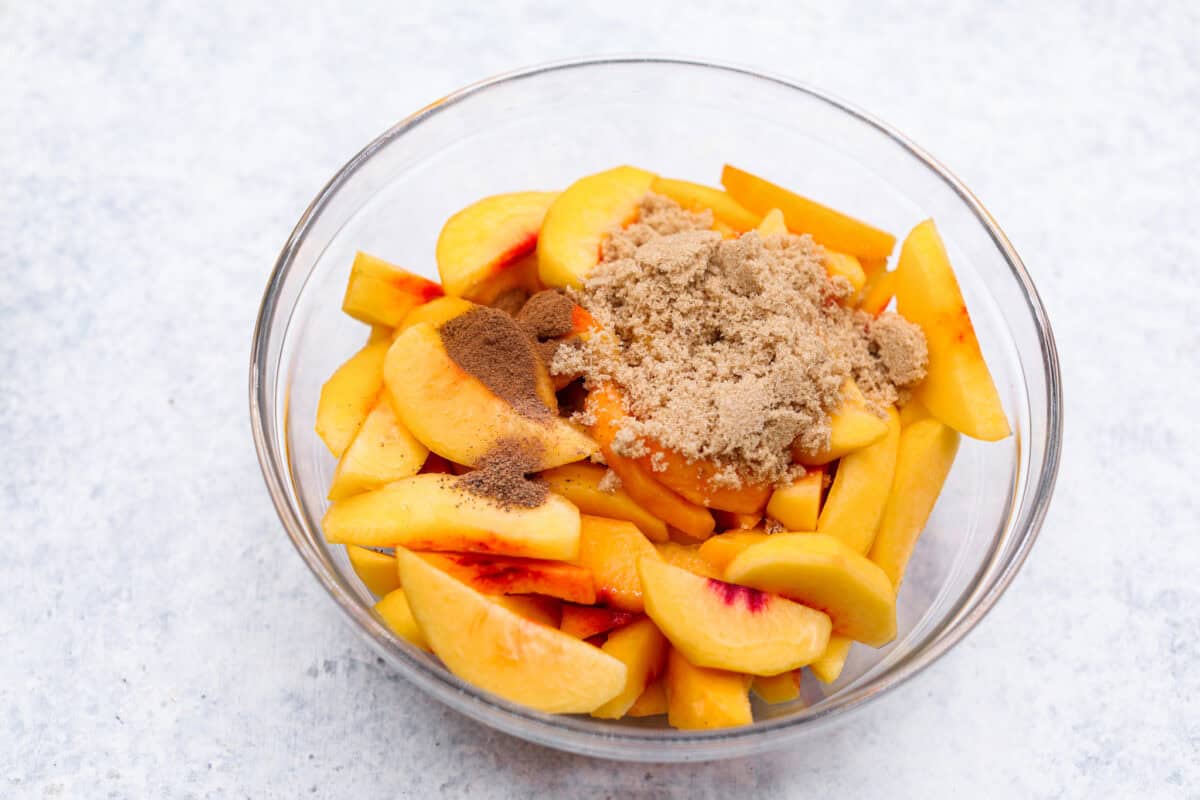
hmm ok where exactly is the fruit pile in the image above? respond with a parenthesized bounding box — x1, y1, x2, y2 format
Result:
(315, 164, 1009, 729)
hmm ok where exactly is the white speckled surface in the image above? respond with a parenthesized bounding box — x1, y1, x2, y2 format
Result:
(3, 1, 1198, 796)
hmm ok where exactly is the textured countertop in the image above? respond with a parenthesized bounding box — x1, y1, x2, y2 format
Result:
(4, 2, 1198, 797)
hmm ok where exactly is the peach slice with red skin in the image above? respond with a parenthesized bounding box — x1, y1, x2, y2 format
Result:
(649, 177, 761, 231)
(417, 552, 596, 604)
(537, 165, 657, 288)
(386, 322, 596, 469)
(397, 549, 626, 713)
(894, 219, 1010, 441)
(559, 604, 640, 640)
(315, 340, 389, 458)
(724, 533, 897, 646)
(721, 164, 896, 260)
(342, 251, 444, 327)
(573, 515, 662, 613)
(638, 558, 832, 675)
(436, 191, 558, 302)
(586, 385, 715, 539)
(322, 473, 581, 560)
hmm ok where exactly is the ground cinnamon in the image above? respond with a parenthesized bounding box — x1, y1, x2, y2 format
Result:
(456, 438, 549, 508)
(439, 306, 552, 420)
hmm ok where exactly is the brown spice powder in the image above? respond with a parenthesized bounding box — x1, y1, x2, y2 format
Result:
(456, 438, 549, 508)
(516, 289, 575, 339)
(553, 193, 928, 488)
(439, 306, 552, 420)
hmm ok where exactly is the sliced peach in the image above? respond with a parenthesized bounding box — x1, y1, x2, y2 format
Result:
(793, 379, 889, 466)
(327, 399, 428, 501)
(397, 550, 625, 713)
(341, 251, 444, 327)
(751, 670, 802, 704)
(591, 618, 670, 719)
(639, 558, 831, 675)
(395, 295, 477, 334)
(869, 418, 961, 588)
(315, 340, 389, 457)
(540, 462, 668, 542)
(765, 467, 825, 532)
(857, 268, 896, 315)
(899, 396, 931, 427)
(712, 510, 763, 531)
(755, 207, 788, 236)
(386, 322, 596, 468)
(574, 515, 661, 613)
(586, 386, 715, 539)
(435, 191, 557, 302)
(346, 545, 399, 596)
(654, 542, 720, 579)
(559, 604, 639, 640)
(636, 440, 771, 515)
(824, 251, 868, 293)
(665, 648, 752, 730)
(721, 165, 896, 259)
(650, 177, 761, 231)
(537, 165, 656, 288)
(895, 219, 1010, 441)
(810, 635, 853, 684)
(817, 407, 900, 553)
(374, 588, 429, 651)
(627, 677, 668, 717)
(725, 533, 897, 646)
(696, 530, 769, 574)
(322, 473, 581, 560)
(418, 552, 595, 604)
(368, 324, 393, 344)
(493, 594, 561, 628)
(859, 256, 889, 277)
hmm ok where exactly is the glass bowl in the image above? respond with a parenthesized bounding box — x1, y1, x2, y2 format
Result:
(249, 57, 1062, 762)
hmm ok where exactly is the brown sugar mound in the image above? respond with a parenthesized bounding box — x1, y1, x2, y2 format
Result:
(457, 438, 549, 508)
(439, 306, 552, 420)
(552, 194, 927, 488)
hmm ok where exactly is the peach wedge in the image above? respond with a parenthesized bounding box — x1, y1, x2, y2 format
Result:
(721, 164, 896, 260)
(895, 219, 1010, 441)
(725, 533, 897, 647)
(817, 406, 901, 554)
(374, 587, 430, 651)
(397, 550, 626, 713)
(315, 340, 389, 458)
(869, 418, 961, 588)
(765, 467, 825, 532)
(322, 473, 581, 560)
(639, 558, 831, 676)
(417, 552, 596, 605)
(436, 191, 558, 302)
(341, 251, 444, 327)
(665, 648, 752, 730)
(649, 177, 760, 231)
(810, 635, 853, 684)
(695, 531, 769, 574)
(793, 379, 889, 466)
(537, 165, 656, 288)
(386, 322, 597, 469)
(346, 545, 400, 596)
(574, 515, 662, 613)
(327, 398, 428, 501)
(540, 462, 668, 542)
(591, 617, 670, 719)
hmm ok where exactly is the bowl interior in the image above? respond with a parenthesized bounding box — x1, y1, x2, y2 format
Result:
(253, 59, 1058, 761)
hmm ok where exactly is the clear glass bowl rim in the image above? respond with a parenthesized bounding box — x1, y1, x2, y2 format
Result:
(248, 56, 1063, 761)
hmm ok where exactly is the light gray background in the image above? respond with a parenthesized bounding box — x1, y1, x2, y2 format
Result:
(3, 1, 1197, 797)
